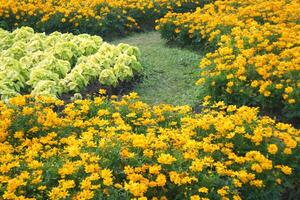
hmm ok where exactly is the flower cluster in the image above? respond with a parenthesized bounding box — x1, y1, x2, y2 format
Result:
(157, 0, 300, 122)
(0, 0, 203, 36)
(0, 92, 299, 199)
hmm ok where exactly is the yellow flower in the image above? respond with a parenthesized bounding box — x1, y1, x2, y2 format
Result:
(263, 91, 271, 97)
(38, 186, 47, 191)
(275, 84, 283, 89)
(276, 178, 282, 184)
(157, 154, 177, 165)
(217, 186, 228, 196)
(227, 81, 234, 87)
(124, 182, 148, 197)
(189, 159, 204, 172)
(198, 187, 208, 193)
(103, 177, 113, 186)
(22, 107, 34, 115)
(203, 95, 211, 102)
(14, 131, 24, 139)
(281, 166, 292, 175)
(250, 180, 264, 188)
(282, 94, 289, 100)
(267, 144, 278, 154)
(251, 80, 258, 88)
(251, 163, 263, 173)
(233, 179, 242, 187)
(233, 195, 242, 200)
(288, 99, 296, 104)
(283, 148, 292, 155)
(99, 89, 107, 95)
(101, 168, 113, 179)
(149, 165, 161, 174)
(143, 149, 154, 158)
(156, 174, 166, 186)
(138, 197, 147, 200)
(190, 195, 200, 200)
(59, 162, 75, 178)
(101, 169, 113, 186)
(114, 183, 123, 189)
(284, 87, 293, 94)
(120, 148, 135, 159)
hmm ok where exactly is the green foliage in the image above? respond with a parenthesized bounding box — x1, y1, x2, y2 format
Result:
(0, 27, 142, 99)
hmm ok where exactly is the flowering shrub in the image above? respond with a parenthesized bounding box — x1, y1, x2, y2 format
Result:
(0, 0, 206, 36)
(0, 92, 299, 199)
(0, 27, 142, 99)
(157, 0, 300, 122)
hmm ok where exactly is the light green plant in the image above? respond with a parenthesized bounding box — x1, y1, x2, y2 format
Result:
(0, 27, 142, 99)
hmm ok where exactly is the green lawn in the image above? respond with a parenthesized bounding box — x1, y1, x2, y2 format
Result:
(113, 31, 203, 106)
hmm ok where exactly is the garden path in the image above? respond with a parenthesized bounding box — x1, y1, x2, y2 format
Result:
(113, 31, 203, 106)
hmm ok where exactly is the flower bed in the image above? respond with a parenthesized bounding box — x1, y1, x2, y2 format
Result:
(0, 27, 142, 100)
(0, 92, 299, 199)
(157, 0, 300, 122)
(0, 0, 207, 37)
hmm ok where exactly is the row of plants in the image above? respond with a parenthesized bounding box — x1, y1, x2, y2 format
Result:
(0, 0, 212, 37)
(0, 92, 299, 199)
(157, 0, 300, 123)
(0, 27, 142, 100)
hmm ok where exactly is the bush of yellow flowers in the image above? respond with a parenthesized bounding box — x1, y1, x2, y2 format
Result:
(157, 0, 300, 123)
(0, 91, 299, 199)
(0, 0, 207, 37)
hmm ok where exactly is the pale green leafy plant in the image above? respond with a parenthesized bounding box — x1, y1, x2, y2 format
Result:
(0, 27, 142, 99)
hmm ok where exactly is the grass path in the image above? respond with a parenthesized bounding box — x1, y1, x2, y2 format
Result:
(113, 31, 203, 106)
